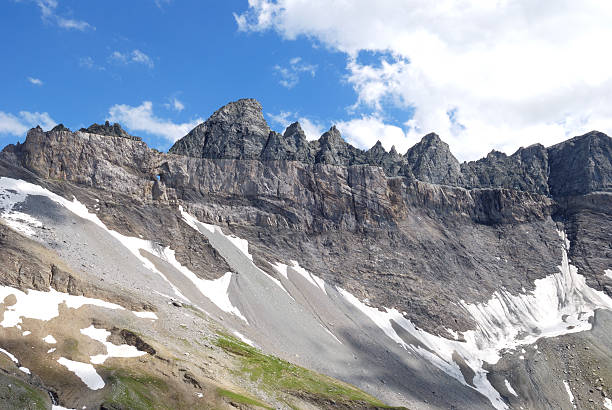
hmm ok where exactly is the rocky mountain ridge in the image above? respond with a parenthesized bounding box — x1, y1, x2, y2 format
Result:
(167, 98, 611, 197)
(0, 98, 611, 410)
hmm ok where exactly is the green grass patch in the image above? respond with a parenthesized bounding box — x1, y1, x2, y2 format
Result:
(0, 374, 49, 410)
(215, 334, 388, 407)
(217, 388, 273, 409)
(102, 368, 172, 410)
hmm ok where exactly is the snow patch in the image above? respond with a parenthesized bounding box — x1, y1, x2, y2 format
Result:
(180, 206, 293, 307)
(0, 347, 18, 363)
(22, 330, 31, 336)
(80, 325, 147, 364)
(48, 348, 56, 353)
(604, 397, 612, 410)
(43, 335, 57, 344)
(156, 245, 247, 323)
(19, 366, 30, 374)
(274, 260, 327, 295)
(563, 380, 575, 408)
(233, 331, 256, 347)
(0, 286, 124, 328)
(320, 325, 342, 344)
(504, 379, 518, 397)
(132, 311, 158, 320)
(0, 177, 189, 303)
(57, 357, 104, 390)
(605, 269, 612, 280)
(337, 230, 612, 410)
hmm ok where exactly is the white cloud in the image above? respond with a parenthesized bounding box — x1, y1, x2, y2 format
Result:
(110, 50, 154, 69)
(164, 97, 185, 112)
(78, 56, 105, 71)
(236, 0, 612, 160)
(27, 77, 43, 86)
(298, 117, 325, 140)
(35, 0, 93, 31)
(107, 101, 202, 142)
(268, 111, 324, 140)
(0, 111, 57, 136)
(336, 116, 413, 153)
(274, 57, 317, 89)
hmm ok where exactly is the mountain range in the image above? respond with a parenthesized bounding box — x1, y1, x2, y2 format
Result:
(0, 98, 611, 410)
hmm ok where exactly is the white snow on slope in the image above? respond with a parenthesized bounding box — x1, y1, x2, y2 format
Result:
(154, 245, 247, 323)
(0, 286, 124, 328)
(1, 211, 43, 237)
(504, 379, 518, 397)
(180, 206, 293, 305)
(604, 397, 612, 409)
(563, 380, 575, 408)
(0, 347, 18, 363)
(338, 230, 612, 410)
(132, 311, 158, 320)
(43, 335, 57, 344)
(57, 357, 104, 390)
(605, 269, 612, 280)
(80, 325, 147, 364)
(233, 331, 256, 347)
(0, 177, 189, 303)
(0, 181, 44, 236)
(273, 260, 327, 295)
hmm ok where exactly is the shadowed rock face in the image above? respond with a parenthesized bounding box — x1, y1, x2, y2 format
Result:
(404, 132, 463, 185)
(547, 130, 612, 197)
(79, 121, 140, 140)
(169, 98, 270, 159)
(461, 143, 550, 194)
(260, 122, 315, 162)
(1, 98, 611, 410)
(168, 99, 612, 198)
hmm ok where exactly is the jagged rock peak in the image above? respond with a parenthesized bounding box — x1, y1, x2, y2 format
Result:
(79, 121, 141, 141)
(404, 132, 463, 185)
(51, 124, 71, 133)
(169, 98, 270, 159)
(283, 121, 306, 139)
(261, 121, 314, 162)
(547, 130, 612, 197)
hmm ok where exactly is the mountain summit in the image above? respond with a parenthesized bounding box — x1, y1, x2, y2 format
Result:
(0, 98, 611, 410)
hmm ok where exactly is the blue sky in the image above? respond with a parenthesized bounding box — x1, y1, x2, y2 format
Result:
(2, 1, 611, 160)
(0, 1, 359, 151)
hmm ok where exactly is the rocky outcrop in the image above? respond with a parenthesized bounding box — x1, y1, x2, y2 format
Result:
(547, 130, 612, 197)
(1, 101, 611, 331)
(169, 98, 270, 159)
(312, 126, 368, 166)
(168, 99, 612, 199)
(260, 122, 315, 162)
(404, 133, 463, 185)
(365, 141, 406, 177)
(80, 121, 141, 141)
(461, 143, 550, 195)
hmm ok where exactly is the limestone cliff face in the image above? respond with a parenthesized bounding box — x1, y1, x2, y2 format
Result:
(167, 99, 612, 198)
(1, 99, 611, 334)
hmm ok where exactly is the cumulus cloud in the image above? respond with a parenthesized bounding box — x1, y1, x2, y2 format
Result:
(0, 111, 57, 136)
(235, 0, 612, 160)
(110, 50, 154, 69)
(268, 111, 324, 140)
(107, 101, 202, 142)
(274, 57, 317, 89)
(35, 0, 93, 31)
(164, 97, 185, 112)
(27, 77, 43, 86)
(336, 116, 413, 153)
